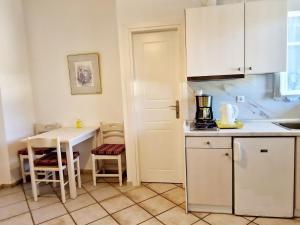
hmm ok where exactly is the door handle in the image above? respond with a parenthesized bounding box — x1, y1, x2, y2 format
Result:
(169, 100, 180, 119)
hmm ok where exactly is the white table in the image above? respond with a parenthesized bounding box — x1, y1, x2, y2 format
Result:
(32, 127, 100, 199)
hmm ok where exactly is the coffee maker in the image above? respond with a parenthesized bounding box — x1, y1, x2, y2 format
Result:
(194, 94, 217, 130)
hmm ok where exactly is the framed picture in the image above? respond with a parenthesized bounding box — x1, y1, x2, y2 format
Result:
(67, 53, 102, 95)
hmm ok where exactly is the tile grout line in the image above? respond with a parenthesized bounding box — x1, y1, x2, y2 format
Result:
(21, 183, 36, 225)
(81, 179, 122, 225)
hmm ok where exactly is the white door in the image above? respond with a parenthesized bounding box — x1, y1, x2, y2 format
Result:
(185, 3, 244, 77)
(234, 138, 294, 217)
(132, 30, 183, 183)
(245, 0, 287, 74)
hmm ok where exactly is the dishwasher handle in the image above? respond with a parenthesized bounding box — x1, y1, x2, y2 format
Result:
(234, 141, 243, 162)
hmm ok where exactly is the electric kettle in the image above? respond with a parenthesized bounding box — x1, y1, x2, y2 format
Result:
(219, 103, 239, 125)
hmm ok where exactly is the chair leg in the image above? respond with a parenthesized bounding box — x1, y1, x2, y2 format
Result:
(76, 159, 81, 188)
(118, 155, 122, 186)
(59, 169, 66, 203)
(30, 170, 38, 202)
(52, 171, 57, 188)
(92, 154, 96, 186)
(20, 156, 26, 183)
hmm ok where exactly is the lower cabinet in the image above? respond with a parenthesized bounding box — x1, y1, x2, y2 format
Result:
(186, 137, 232, 213)
(295, 137, 300, 216)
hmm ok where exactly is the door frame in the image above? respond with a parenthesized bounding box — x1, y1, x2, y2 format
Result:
(118, 24, 187, 186)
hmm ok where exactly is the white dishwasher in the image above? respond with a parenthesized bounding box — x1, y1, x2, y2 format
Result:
(234, 137, 295, 217)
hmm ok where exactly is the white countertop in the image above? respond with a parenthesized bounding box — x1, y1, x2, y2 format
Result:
(185, 121, 300, 137)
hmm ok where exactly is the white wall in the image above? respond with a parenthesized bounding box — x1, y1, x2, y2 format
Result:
(0, 0, 36, 184)
(24, 0, 123, 169)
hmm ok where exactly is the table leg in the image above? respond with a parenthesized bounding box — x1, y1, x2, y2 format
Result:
(66, 142, 77, 199)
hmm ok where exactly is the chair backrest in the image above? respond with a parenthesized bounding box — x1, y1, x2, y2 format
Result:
(27, 137, 63, 169)
(100, 122, 124, 144)
(34, 123, 61, 135)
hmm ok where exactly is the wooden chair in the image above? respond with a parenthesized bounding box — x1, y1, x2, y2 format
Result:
(27, 137, 81, 203)
(19, 123, 61, 183)
(91, 122, 126, 186)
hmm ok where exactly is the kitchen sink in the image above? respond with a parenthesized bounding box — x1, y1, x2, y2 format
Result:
(274, 122, 300, 130)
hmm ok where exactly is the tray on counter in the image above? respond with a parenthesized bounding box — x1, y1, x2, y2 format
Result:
(215, 120, 244, 129)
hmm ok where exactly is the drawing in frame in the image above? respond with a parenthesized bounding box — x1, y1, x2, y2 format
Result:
(67, 53, 102, 95)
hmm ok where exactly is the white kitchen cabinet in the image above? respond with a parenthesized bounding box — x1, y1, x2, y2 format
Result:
(234, 138, 294, 217)
(295, 137, 300, 216)
(245, 0, 287, 74)
(185, 3, 244, 78)
(186, 137, 232, 213)
(185, 0, 287, 78)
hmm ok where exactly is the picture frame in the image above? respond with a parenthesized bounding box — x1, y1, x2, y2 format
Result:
(67, 53, 102, 95)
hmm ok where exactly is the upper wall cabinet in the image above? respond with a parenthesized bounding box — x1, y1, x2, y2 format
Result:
(186, 3, 244, 78)
(245, 0, 287, 75)
(185, 0, 287, 78)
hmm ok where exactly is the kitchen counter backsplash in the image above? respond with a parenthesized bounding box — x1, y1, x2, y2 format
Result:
(188, 74, 300, 120)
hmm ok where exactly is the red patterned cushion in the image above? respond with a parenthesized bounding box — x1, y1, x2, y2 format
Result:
(91, 144, 125, 155)
(18, 147, 55, 155)
(34, 152, 80, 166)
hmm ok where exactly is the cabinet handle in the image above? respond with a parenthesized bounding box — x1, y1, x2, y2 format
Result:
(237, 67, 241, 71)
(248, 66, 253, 71)
(225, 153, 230, 156)
(206, 141, 210, 145)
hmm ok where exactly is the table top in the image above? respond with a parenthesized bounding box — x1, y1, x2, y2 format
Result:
(31, 127, 100, 143)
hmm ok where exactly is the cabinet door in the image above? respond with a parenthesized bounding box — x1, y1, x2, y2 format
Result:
(245, 0, 287, 74)
(295, 137, 300, 216)
(186, 148, 232, 213)
(186, 3, 244, 77)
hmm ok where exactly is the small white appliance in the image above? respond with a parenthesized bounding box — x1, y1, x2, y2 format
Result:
(234, 138, 294, 217)
(219, 103, 239, 124)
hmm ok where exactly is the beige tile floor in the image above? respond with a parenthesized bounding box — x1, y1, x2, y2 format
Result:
(0, 175, 300, 225)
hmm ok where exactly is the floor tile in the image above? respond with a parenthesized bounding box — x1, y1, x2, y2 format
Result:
(204, 213, 249, 225)
(0, 191, 25, 207)
(31, 202, 67, 224)
(139, 195, 175, 216)
(180, 202, 186, 210)
(0, 213, 33, 225)
(161, 187, 185, 205)
(70, 203, 107, 225)
(193, 221, 210, 225)
(0, 186, 22, 197)
(244, 216, 256, 221)
(145, 183, 177, 194)
(39, 214, 75, 225)
(192, 212, 210, 219)
(112, 205, 152, 225)
(156, 206, 199, 225)
(54, 186, 87, 198)
(112, 183, 139, 193)
(90, 185, 120, 202)
(126, 186, 157, 203)
(140, 218, 164, 225)
(25, 184, 55, 199)
(0, 201, 29, 220)
(82, 181, 109, 192)
(64, 193, 96, 212)
(27, 195, 60, 210)
(89, 216, 119, 225)
(254, 217, 300, 225)
(100, 194, 134, 214)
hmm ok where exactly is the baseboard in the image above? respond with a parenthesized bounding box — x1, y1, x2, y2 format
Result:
(0, 179, 22, 189)
(80, 169, 92, 174)
(188, 204, 232, 214)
